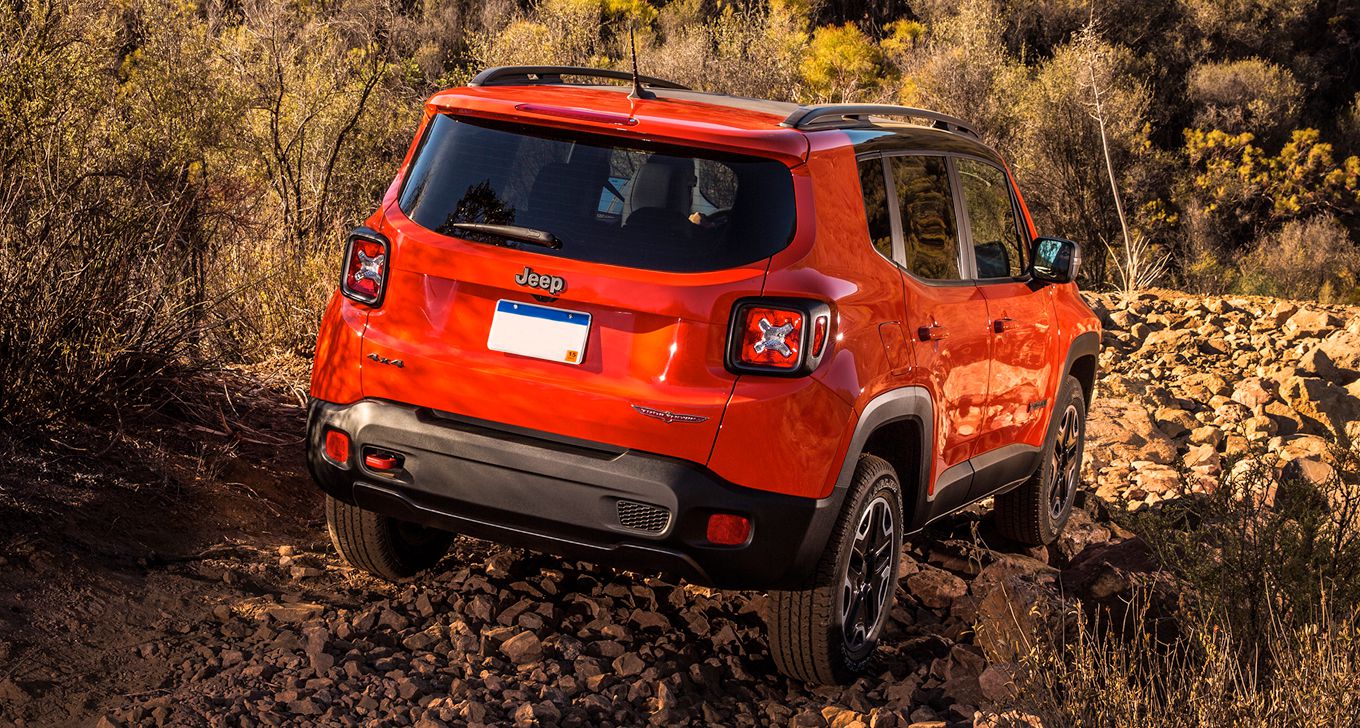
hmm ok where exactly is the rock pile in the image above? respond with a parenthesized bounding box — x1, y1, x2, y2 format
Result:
(93, 502, 1138, 728)
(1086, 291, 1358, 508)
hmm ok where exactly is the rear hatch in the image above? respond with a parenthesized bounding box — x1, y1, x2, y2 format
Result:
(361, 112, 799, 464)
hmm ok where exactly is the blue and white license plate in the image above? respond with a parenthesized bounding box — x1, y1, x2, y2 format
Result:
(487, 299, 590, 365)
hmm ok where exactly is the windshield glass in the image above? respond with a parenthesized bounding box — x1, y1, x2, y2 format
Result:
(398, 115, 796, 273)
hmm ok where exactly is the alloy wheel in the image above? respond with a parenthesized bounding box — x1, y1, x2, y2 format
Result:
(840, 493, 896, 653)
(1049, 404, 1082, 519)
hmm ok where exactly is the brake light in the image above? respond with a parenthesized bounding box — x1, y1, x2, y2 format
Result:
(323, 429, 350, 465)
(738, 306, 804, 368)
(341, 229, 389, 305)
(726, 299, 833, 377)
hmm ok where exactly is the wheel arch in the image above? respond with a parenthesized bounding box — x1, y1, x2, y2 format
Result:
(834, 387, 933, 528)
(1062, 330, 1100, 407)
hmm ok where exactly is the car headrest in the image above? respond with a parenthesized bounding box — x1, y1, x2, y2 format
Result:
(624, 156, 696, 222)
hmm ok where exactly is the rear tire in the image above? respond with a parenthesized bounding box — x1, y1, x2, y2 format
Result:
(325, 495, 452, 580)
(768, 455, 903, 684)
(993, 374, 1087, 545)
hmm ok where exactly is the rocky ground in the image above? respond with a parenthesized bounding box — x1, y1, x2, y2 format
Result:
(1085, 291, 1359, 507)
(0, 292, 1356, 728)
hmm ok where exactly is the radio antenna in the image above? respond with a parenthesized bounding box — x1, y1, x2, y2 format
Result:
(627, 24, 656, 101)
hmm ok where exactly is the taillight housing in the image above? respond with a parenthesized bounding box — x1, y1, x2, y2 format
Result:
(726, 298, 833, 377)
(340, 227, 389, 306)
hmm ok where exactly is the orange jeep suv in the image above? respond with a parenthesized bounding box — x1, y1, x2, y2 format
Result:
(307, 66, 1101, 683)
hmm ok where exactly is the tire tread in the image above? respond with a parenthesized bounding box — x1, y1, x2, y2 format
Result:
(325, 495, 447, 581)
(993, 374, 1086, 545)
(769, 454, 899, 684)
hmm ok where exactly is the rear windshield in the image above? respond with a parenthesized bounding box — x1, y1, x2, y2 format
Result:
(398, 115, 796, 273)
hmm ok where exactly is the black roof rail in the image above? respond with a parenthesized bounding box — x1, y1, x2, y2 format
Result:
(780, 104, 978, 137)
(468, 66, 691, 91)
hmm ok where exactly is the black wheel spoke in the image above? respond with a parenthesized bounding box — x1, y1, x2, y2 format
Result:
(844, 589, 864, 630)
(840, 492, 899, 653)
(1046, 403, 1083, 519)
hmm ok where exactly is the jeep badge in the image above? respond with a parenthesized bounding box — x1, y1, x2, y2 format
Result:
(515, 266, 566, 295)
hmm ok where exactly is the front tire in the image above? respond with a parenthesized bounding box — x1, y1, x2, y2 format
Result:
(992, 374, 1087, 545)
(769, 455, 904, 684)
(325, 495, 453, 580)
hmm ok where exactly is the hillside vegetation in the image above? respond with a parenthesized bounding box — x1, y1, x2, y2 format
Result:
(2, 0, 1358, 426)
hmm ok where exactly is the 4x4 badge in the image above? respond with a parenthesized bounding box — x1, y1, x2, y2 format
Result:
(515, 266, 566, 295)
(631, 405, 709, 424)
(367, 352, 404, 368)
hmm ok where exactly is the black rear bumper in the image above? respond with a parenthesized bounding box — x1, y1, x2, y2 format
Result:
(305, 399, 845, 589)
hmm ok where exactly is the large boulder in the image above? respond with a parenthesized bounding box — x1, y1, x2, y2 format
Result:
(1280, 375, 1360, 443)
(1283, 308, 1342, 340)
(1315, 329, 1360, 375)
(1230, 377, 1274, 408)
(973, 574, 1068, 664)
(1085, 398, 1179, 468)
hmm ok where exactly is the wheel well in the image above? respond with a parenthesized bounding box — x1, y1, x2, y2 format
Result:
(1069, 353, 1097, 406)
(860, 418, 923, 524)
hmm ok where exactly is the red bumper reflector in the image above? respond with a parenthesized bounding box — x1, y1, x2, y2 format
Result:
(706, 513, 752, 545)
(364, 452, 400, 471)
(324, 430, 350, 464)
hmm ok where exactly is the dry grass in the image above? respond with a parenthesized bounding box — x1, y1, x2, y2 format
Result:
(1015, 596, 1360, 727)
(1012, 453, 1360, 727)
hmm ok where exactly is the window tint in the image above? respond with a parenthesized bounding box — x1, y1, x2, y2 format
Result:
(857, 159, 893, 260)
(889, 155, 961, 281)
(958, 159, 1025, 279)
(399, 115, 795, 273)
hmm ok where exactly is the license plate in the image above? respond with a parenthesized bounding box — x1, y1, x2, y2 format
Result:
(487, 299, 590, 365)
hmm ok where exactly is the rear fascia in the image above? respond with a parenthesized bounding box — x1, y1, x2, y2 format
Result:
(308, 398, 846, 589)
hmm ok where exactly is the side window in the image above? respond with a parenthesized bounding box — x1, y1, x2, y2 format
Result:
(889, 155, 962, 281)
(957, 159, 1025, 279)
(857, 159, 893, 260)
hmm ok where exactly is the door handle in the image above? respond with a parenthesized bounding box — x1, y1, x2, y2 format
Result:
(993, 316, 1013, 334)
(918, 322, 949, 341)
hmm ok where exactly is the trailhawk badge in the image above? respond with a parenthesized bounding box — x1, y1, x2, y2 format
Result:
(515, 266, 566, 295)
(631, 404, 709, 424)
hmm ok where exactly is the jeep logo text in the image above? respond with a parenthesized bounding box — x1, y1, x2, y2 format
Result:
(515, 266, 566, 295)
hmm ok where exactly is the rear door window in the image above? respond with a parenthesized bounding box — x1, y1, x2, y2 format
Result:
(399, 115, 796, 273)
(957, 158, 1026, 279)
(888, 155, 963, 281)
(857, 158, 894, 261)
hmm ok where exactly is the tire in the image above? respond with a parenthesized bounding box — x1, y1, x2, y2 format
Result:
(769, 455, 904, 684)
(325, 495, 453, 581)
(993, 374, 1087, 545)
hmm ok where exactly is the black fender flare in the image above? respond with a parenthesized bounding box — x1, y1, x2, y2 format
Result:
(1059, 330, 1101, 404)
(833, 386, 934, 492)
(815, 387, 934, 530)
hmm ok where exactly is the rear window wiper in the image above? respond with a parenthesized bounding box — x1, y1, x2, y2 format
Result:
(449, 222, 562, 250)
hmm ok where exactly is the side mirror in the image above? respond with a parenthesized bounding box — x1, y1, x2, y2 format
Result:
(1032, 237, 1081, 283)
